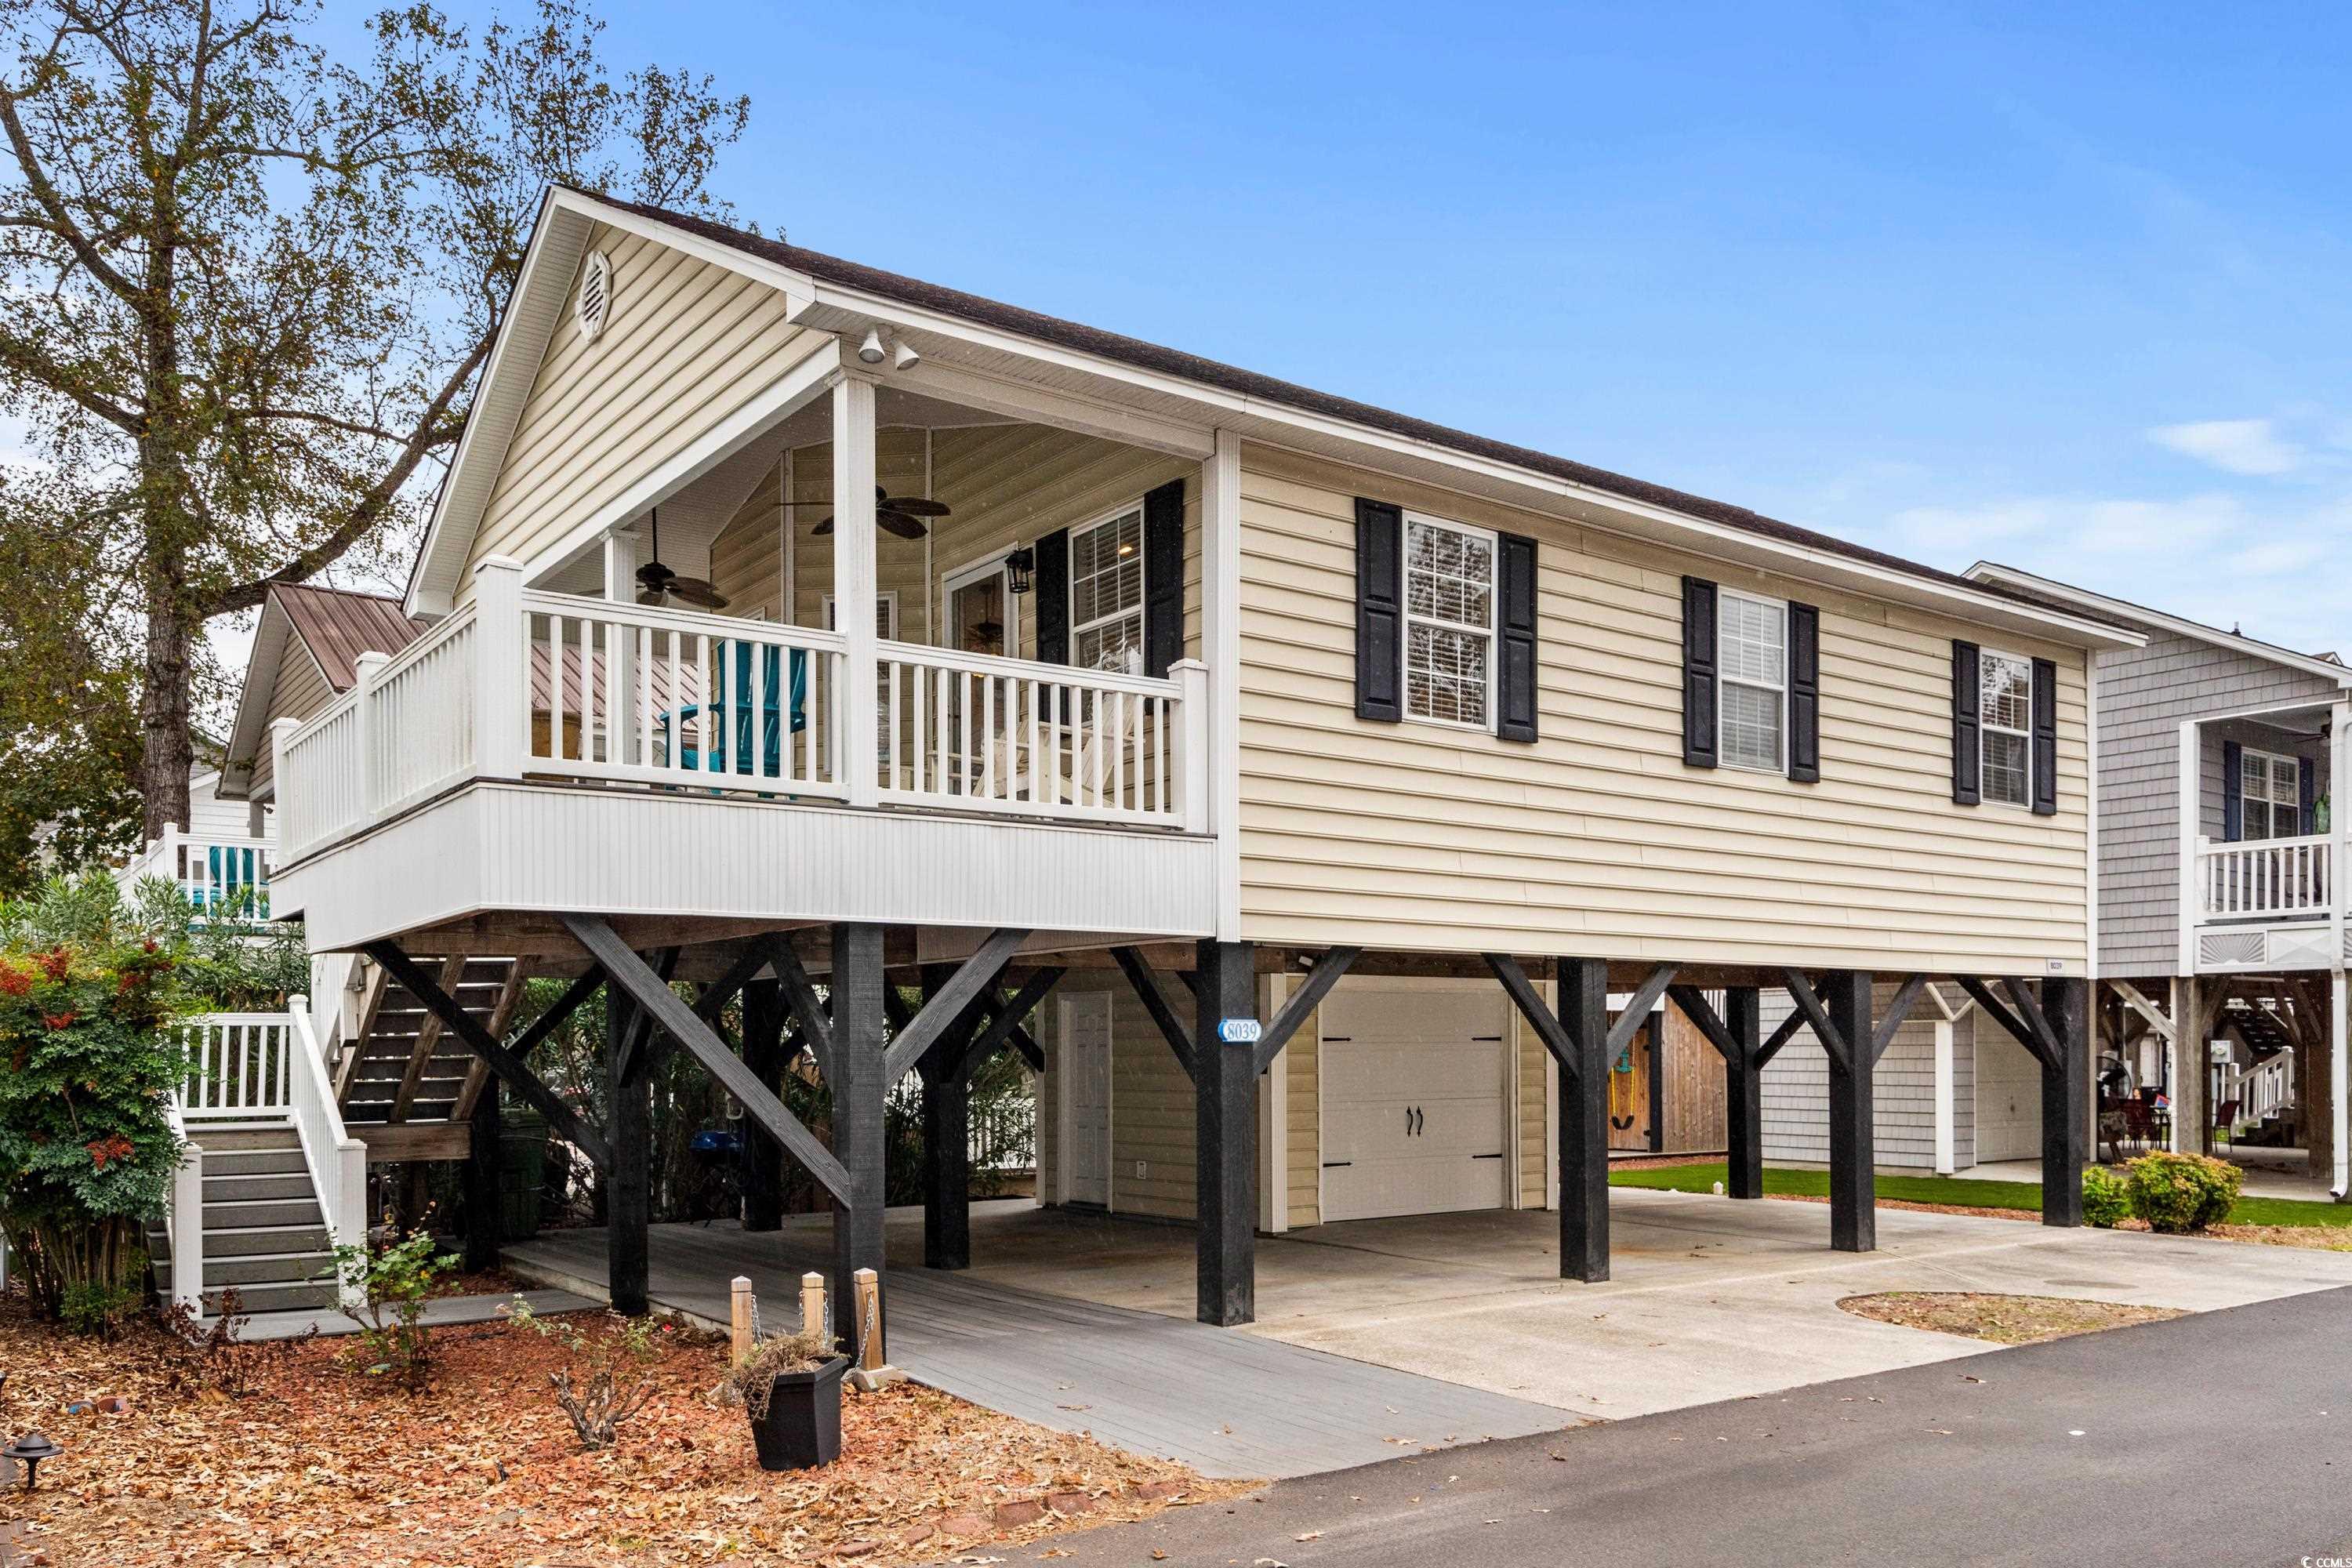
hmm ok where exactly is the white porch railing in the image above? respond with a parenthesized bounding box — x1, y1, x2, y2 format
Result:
(288, 996, 367, 1307)
(275, 557, 1207, 861)
(163, 1096, 204, 1314)
(2197, 833, 2334, 920)
(876, 644, 1199, 826)
(118, 826, 273, 920)
(179, 1014, 295, 1120)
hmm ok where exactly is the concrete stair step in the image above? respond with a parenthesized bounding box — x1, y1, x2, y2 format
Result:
(204, 1281, 339, 1314)
(203, 1173, 314, 1203)
(155, 1249, 336, 1288)
(185, 1125, 301, 1153)
(203, 1223, 330, 1258)
(203, 1198, 324, 1230)
(204, 1149, 308, 1177)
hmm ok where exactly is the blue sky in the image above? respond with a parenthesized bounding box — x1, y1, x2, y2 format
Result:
(419, 4, 2352, 650)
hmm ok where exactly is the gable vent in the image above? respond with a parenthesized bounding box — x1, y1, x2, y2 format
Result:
(575, 249, 612, 341)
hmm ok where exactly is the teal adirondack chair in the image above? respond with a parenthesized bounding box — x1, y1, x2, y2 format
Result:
(660, 641, 808, 778)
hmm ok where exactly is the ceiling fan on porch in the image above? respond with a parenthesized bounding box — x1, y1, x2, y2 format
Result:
(633, 506, 731, 611)
(786, 485, 950, 542)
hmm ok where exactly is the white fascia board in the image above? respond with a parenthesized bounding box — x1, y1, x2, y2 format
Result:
(1969, 562, 2331, 681)
(219, 599, 295, 799)
(796, 280, 2141, 652)
(408, 191, 595, 618)
(508, 336, 841, 592)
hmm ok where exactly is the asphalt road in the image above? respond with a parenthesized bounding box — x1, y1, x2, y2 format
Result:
(1018, 1283, 2352, 1568)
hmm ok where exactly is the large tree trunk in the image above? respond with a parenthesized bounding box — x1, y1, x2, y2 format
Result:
(138, 586, 194, 840)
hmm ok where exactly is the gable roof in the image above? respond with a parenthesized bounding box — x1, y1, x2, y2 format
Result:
(407, 184, 2139, 650)
(1965, 562, 2350, 688)
(272, 581, 426, 691)
(220, 583, 426, 800)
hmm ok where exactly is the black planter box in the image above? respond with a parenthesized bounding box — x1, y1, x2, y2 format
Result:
(750, 1355, 848, 1472)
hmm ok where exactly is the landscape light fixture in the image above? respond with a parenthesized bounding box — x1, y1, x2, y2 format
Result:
(3, 1432, 60, 1490)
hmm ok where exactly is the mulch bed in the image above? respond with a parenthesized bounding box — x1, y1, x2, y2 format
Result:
(0, 1297, 1244, 1566)
(1760, 1192, 2039, 1223)
(1838, 1290, 2186, 1345)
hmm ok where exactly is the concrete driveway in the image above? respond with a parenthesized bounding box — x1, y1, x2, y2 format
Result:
(953, 1190, 2352, 1420)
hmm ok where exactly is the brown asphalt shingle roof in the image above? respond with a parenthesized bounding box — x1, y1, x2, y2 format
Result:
(274, 582, 426, 691)
(575, 187, 2072, 613)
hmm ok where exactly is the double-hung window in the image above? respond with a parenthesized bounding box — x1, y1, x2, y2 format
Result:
(2240, 747, 2303, 841)
(1978, 650, 2032, 807)
(1071, 505, 1145, 674)
(1403, 514, 1496, 728)
(1716, 590, 1787, 771)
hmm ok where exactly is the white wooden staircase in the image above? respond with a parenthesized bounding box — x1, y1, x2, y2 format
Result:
(161, 1006, 365, 1319)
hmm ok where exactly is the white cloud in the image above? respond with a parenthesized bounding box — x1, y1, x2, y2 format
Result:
(2148, 418, 2305, 476)
(1890, 492, 2243, 558)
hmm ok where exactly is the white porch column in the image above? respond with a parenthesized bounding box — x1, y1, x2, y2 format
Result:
(473, 557, 528, 780)
(2331, 697, 2350, 965)
(1200, 428, 1243, 939)
(603, 528, 641, 766)
(833, 373, 880, 808)
(2177, 718, 2201, 975)
(351, 652, 388, 818)
(2332, 969, 2349, 1200)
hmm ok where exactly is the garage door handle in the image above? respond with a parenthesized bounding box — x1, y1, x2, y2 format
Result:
(1322, 1161, 1352, 1168)
(1472, 1152, 1504, 1160)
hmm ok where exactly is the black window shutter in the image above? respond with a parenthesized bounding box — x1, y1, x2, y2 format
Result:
(2030, 657, 2059, 816)
(1681, 576, 1718, 768)
(1496, 532, 1538, 743)
(1142, 478, 1185, 678)
(1786, 601, 1820, 783)
(2222, 738, 2243, 841)
(1951, 641, 1981, 806)
(2302, 754, 2319, 835)
(1033, 528, 1071, 666)
(1355, 498, 1403, 722)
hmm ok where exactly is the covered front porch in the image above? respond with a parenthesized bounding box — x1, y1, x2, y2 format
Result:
(2181, 695, 2350, 977)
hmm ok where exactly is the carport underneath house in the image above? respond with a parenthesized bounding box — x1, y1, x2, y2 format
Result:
(365, 916, 2092, 1344)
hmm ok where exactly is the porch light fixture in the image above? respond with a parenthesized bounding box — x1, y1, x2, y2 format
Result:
(857, 327, 887, 365)
(894, 341, 922, 370)
(1004, 546, 1035, 596)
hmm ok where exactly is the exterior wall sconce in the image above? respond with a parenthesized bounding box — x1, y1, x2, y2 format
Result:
(1004, 546, 1035, 596)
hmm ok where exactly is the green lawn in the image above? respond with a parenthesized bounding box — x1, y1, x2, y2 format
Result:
(1607, 1160, 2352, 1229)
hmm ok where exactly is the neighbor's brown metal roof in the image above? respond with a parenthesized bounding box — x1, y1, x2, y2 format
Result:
(273, 582, 426, 691)
(575, 187, 2095, 616)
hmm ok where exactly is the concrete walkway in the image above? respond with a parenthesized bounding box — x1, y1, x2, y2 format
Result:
(506, 1218, 1567, 1479)
(508, 1192, 2352, 1472)
(230, 1287, 598, 1341)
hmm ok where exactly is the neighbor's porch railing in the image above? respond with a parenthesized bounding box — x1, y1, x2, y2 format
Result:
(2196, 833, 2334, 920)
(118, 826, 272, 921)
(276, 556, 1207, 862)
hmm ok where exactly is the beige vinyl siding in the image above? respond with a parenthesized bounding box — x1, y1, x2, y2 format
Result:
(1516, 1015, 1548, 1207)
(708, 423, 1200, 659)
(1285, 996, 1320, 1228)
(463, 223, 829, 589)
(246, 643, 335, 800)
(1234, 444, 2092, 973)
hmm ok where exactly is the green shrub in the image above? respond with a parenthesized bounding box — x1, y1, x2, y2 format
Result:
(2081, 1165, 2131, 1229)
(0, 927, 186, 1324)
(2125, 1150, 2242, 1233)
(329, 1223, 457, 1388)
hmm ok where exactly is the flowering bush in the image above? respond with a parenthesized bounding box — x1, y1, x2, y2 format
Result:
(0, 934, 186, 1323)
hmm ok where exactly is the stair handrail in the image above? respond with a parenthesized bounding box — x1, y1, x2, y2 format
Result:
(285, 994, 367, 1307)
(162, 1093, 204, 1315)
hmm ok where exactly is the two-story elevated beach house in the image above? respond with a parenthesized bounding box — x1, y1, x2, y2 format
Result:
(245, 186, 2140, 1348)
(1966, 566, 2349, 1197)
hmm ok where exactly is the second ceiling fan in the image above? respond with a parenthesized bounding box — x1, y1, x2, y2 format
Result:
(786, 485, 950, 541)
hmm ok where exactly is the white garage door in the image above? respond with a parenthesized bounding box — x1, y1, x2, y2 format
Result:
(1975, 1018, 2043, 1163)
(1320, 985, 1510, 1223)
